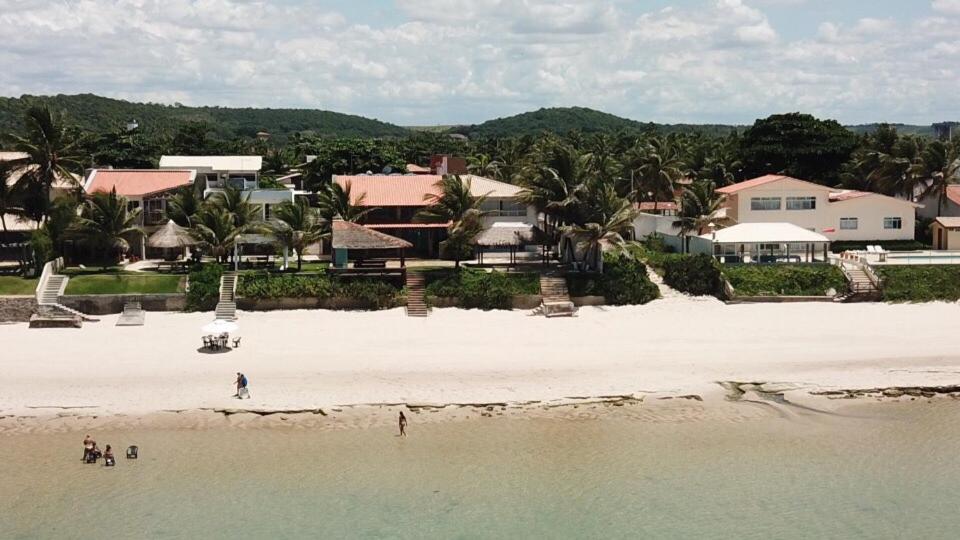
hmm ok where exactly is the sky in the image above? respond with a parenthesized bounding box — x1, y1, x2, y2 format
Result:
(0, 0, 956, 126)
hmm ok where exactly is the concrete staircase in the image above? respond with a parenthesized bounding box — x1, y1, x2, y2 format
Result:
(36, 273, 98, 322)
(215, 273, 237, 320)
(539, 275, 576, 317)
(405, 271, 429, 317)
(836, 264, 881, 302)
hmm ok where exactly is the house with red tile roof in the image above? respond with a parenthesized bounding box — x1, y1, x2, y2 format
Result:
(332, 173, 537, 257)
(83, 169, 197, 228)
(916, 184, 960, 220)
(715, 175, 920, 242)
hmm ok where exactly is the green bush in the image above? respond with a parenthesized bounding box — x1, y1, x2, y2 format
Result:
(238, 272, 333, 299)
(630, 244, 684, 273)
(875, 265, 960, 302)
(566, 253, 660, 305)
(186, 263, 223, 311)
(332, 278, 402, 309)
(425, 269, 540, 310)
(662, 254, 722, 296)
(722, 264, 846, 296)
(29, 229, 53, 278)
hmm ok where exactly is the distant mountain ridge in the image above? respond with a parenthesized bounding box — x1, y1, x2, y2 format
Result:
(0, 94, 942, 140)
(0, 94, 410, 140)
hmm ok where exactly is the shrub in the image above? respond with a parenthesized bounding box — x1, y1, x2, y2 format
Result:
(425, 269, 540, 310)
(186, 263, 223, 311)
(566, 253, 660, 305)
(332, 278, 402, 309)
(29, 229, 54, 277)
(722, 264, 847, 297)
(875, 265, 960, 302)
(601, 254, 660, 305)
(238, 272, 333, 299)
(662, 254, 722, 296)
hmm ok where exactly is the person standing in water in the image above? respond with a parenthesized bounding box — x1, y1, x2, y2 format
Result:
(398, 411, 408, 437)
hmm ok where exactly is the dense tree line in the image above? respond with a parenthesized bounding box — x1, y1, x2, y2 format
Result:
(3, 102, 959, 273)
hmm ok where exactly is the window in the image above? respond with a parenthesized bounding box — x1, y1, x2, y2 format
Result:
(884, 217, 902, 230)
(481, 200, 526, 217)
(758, 243, 782, 251)
(840, 217, 858, 230)
(750, 197, 781, 211)
(786, 196, 816, 210)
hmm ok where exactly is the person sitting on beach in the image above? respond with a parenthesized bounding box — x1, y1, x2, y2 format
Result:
(399, 411, 408, 437)
(103, 445, 115, 466)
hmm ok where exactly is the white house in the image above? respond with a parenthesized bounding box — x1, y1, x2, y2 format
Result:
(716, 175, 920, 242)
(159, 155, 294, 220)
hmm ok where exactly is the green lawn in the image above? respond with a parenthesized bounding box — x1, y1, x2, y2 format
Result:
(0, 276, 39, 295)
(722, 264, 847, 297)
(64, 274, 185, 295)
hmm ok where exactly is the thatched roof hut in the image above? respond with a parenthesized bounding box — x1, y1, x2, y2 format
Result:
(473, 223, 545, 248)
(331, 220, 412, 250)
(147, 220, 198, 248)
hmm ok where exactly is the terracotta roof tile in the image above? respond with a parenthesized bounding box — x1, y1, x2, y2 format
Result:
(715, 175, 791, 194)
(946, 185, 960, 207)
(84, 169, 196, 198)
(333, 174, 522, 207)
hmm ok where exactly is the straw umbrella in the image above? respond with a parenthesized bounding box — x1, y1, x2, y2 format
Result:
(147, 219, 198, 259)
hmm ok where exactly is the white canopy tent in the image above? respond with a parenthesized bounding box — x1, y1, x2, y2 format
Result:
(698, 223, 831, 263)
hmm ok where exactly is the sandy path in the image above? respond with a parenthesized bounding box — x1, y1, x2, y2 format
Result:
(1, 299, 959, 417)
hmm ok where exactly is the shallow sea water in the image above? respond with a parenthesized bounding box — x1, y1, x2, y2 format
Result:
(2, 401, 960, 539)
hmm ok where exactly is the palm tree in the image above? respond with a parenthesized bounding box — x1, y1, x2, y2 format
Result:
(270, 197, 327, 271)
(70, 189, 143, 267)
(915, 140, 960, 215)
(316, 181, 374, 222)
(518, 143, 590, 237)
(207, 185, 259, 227)
(673, 181, 728, 253)
(416, 175, 490, 268)
(6, 105, 84, 223)
(626, 137, 685, 210)
(467, 153, 501, 179)
(190, 206, 244, 263)
(566, 183, 638, 273)
(165, 186, 202, 227)
(0, 161, 24, 238)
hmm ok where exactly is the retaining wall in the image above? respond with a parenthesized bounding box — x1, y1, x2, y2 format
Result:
(60, 294, 187, 314)
(0, 296, 38, 323)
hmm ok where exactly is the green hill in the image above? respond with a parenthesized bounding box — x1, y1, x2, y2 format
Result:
(449, 107, 743, 138)
(0, 94, 410, 140)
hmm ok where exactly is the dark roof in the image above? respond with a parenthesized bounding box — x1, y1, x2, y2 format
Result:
(473, 224, 545, 247)
(331, 219, 413, 250)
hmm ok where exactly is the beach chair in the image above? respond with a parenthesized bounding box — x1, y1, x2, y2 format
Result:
(233, 337, 241, 348)
(202, 336, 212, 349)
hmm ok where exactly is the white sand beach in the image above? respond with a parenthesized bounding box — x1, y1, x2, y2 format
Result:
(2, 295, 960, 429)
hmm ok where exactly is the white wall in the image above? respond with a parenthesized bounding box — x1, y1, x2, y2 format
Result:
(633, 213, 680, 238)
(732, 179, 915, 241)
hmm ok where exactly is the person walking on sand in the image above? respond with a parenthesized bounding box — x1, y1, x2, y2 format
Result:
(234, 372, 249, 399)
(82, 434, 95, 461)
(399, 411, 408, 437)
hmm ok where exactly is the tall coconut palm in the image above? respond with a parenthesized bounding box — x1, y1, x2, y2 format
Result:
(7, 105, 84, 223)
(70, 189, 143, 267)
(270, 197, 327, 271)
(416, 175, 491, 268)
(0, 161, 24, 238)
(190, 206, 244, 263)
(207, 185, 259, 227)
(316, 181, 374, 222)
(518, 143, 590, 236)
(416, 175, 489, 223)
(566, 183, 638, 273)
(165, 186, 202, 227)
(673, 181, 728, 253)
(915, 140, 960, 215)
(627, 137, 685, 209)
(467, 153, 501, 179)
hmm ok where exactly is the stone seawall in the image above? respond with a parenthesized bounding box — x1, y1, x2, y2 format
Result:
(60, 294, 187, 315)
(0, 296, 38, 323)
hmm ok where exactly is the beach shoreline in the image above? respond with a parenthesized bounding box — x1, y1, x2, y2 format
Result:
(2, 299, 960, 434)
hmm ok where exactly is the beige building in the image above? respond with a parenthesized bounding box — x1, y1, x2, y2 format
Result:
(931, 217, 960, 250)
(717, 175, 919, 242)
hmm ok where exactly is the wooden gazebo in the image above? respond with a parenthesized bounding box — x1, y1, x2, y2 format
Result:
(331, 219, 413, 269)
(473, 223, 547, 265)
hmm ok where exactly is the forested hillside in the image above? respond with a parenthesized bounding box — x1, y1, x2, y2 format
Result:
(0, 94, 410, 140)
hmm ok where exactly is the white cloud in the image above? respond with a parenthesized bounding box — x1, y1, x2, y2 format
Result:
(0, 0, 955, 125)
